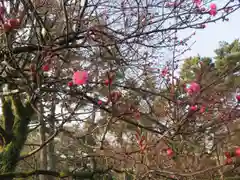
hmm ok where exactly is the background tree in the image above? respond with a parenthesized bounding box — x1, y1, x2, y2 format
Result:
(179, 40, 240, 179)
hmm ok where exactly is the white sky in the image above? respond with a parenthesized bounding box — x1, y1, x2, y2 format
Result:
(180, 3, 240, 58)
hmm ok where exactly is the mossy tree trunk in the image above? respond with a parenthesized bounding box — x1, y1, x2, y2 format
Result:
(0, 95, 34, 180)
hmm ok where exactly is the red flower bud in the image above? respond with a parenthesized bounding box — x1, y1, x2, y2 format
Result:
(104, 79, 112, 86)
(235, 147, 240, 157)
(166, 148, 174, 157)
(8, 18, 20, 28)
(68, 81, 73, 87)
(42, 64, 50, 71)
(225, 158, 233, 165)
(236, 95, 240, 102)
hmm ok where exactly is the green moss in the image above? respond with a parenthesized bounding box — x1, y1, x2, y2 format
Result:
(60, 171, 67, 177)
(0, 95, 34, 174)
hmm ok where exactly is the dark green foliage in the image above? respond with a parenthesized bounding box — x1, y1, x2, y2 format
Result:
(180, 56, 200, 82)
(214, 40, 240, 93)
(180, 40, 240, 96)
(180, 56, 215, 83)
(215, 39, 240, 73)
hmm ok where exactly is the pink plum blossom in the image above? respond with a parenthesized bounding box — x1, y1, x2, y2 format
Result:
(209, 9, 217, 16)
(72, 71, 88, 85)
(193, 0, 202, 7)
(190, 82, 200, 92)
(209, 3, 217, 16)
(185, 82, 200, 95)
(210, 3, 216, 9)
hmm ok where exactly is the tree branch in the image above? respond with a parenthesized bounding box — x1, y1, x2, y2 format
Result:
(0, 169, 110, 179)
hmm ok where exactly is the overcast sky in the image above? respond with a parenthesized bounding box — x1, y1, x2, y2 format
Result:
(181, 4, 240, 58)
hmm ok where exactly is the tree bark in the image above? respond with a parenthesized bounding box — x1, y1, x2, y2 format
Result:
(0, 96, 34, 180)
(39, 101, 48, 180)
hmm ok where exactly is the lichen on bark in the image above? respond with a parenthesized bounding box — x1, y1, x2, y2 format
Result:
(0, 95, 34, 175)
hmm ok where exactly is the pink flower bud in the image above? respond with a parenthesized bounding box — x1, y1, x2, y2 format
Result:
(209, 9, 217, 16)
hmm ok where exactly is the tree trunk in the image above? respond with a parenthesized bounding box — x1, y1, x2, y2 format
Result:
(39, 102, 48, 180)
(47, 101, 56, 180)
(0, 95, 34, 180)
(47, 53, 60, 180)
